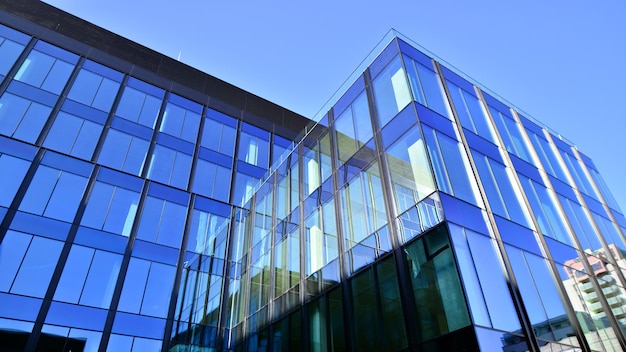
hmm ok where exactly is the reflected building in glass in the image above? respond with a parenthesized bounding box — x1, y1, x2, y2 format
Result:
(1, 2, 626, 352)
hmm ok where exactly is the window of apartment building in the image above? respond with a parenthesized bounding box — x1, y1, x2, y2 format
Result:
(486, 101, 533, 164)
(304, 198, 338, 276)
(0, 150, 31, 209)
(115, 78, 164, 129)
(201, 108, 237, 158)
(135, 189, 188, 249)
(192, 158, 231, 202)
(159, 94, 201, 144)
(13, 41, 78, 95)
(524, 124, 568, 180)
(186, 197, 231, 257)
(0, 92, 52, 143)
(519, 176, 573, 246)
(557, 194, 602, 251)
(0, 230, 64, 298)
(471, 150, 530, 227)
(80, 168, 142, 237)
(66, 60, 122, 113)
(449, 224, 522, 333)
(146, 143, 193, 190)
(19, 152, 90, 223)
(117, 257, 176, 319)
(43, 111, 103, 160)
(53, 244, 122, 309)
(273, 134, 293, 166)
(238, 123, 269, 169)
(0, 24, 30, 80)
(372, 56, 412, 128)
(402, 54, 451, 118)
(334, 90, 372, 165)
(98, 128, 150, 176)
(558, 146, 599, 200)
(341, 162, 387, 250)
(446, 81, 495, 142)
(385, 126, 436, 214)
(422, 124, 479, 205)
(303, 134, 332, 197)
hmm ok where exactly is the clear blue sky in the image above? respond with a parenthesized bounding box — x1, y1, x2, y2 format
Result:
(43, 0, 626, 212)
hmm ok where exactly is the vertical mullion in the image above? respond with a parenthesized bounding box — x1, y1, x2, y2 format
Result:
(97, 180, 150, 351)
(24, 164, 100, 351)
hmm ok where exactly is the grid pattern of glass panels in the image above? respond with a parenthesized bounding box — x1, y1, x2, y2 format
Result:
(1, 12, 626, 352)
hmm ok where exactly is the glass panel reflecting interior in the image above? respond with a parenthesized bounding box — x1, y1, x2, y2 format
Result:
(386, 126, 436, 214)
(372, 55, 412, 128)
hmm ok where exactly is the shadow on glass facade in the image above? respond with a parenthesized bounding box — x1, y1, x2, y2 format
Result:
(2, 2, 626, 352)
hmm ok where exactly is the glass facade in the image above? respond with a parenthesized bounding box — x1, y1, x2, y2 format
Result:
(1, 3, 626, 352)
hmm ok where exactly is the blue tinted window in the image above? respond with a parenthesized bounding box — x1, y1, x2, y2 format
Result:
(44, 111, 103, 160)
(558, 148, 598, 199)
(372, 56, 412, 127)
(193, 159, 232, 202)
(0, 153, 30, 207)
(81, 182, 140, 237)
(520, 177, 573, 246)
(0, 230, 31, 292)
(588, 165, 620, 211)
(385, 127, 436, 213)
(341, 163, 387, 250)
(54, 245, 122, 309)
(446, 81, 494, 142)
(403, 55, 450, 118)
(505, 246, 578, 347)
(13, 48, 75, 94)
(67, 63, 121, 112)
(98, 129, 149, 175)
(107, 334, 133, 352)
(273, 135, 292, 165)
(592, 212, 625, 251)
(5, 232, 63, 298)
(201, 112, 237, 157)
(527, 129, 559, 178)
(471, 150, 529, 226)
(233, 172, 259, 208)
(0, 92, 52, 143)
(146, 145, 192, 189)
(132, 337, 162, 351)
(422, 125, 477, 204)
(488, 106, 532, 163)
(160, 98, 201, 143)
(53, 245, 90, 304)
(115, 86, 163, 128)
(238, 130, 269, 168)
(334, 91, 372, 164)
(449, 225, 522, 332)
(557, 195, 602, 251)
(38, 325, 101, 352)
(118, 258, 175, 318)
(19, 165, 88, 222)
(136, 196, 187, 248)
(187, 208, 230, 257)
(0, 34, 26, 77)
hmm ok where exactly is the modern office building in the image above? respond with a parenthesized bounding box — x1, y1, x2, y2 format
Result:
(1, 1, 626, 352)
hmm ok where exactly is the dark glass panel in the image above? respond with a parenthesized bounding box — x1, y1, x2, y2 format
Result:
(404, 226, 470, 342)
(350, 267, 380, 351)
(377, 257, 408, 350)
